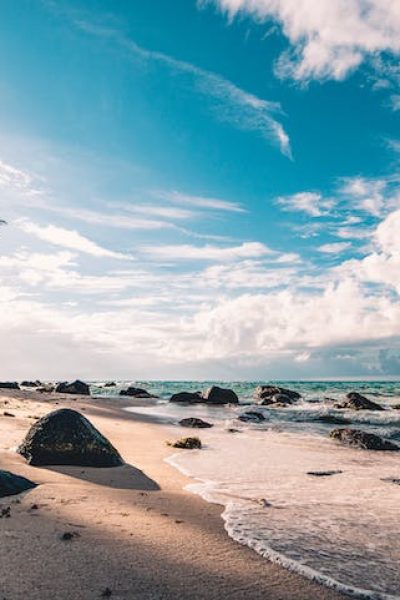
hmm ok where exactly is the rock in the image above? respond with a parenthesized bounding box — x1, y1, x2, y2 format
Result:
(119, 387, 157, 398)
(55, 380, 90, 396)
(3, 411, 15, 418)
(37, 384, 55, 393)
(259, 393, 293, 406)
(0, 382, 20, 390)
(21, 381, 41, 388)
(238, 411, 266, 423)
(315, 414, 351, 425)
(307, 470, 343, 477)
(17, 408, 124, 467)
(103, 382, 116, 387)
(330, 428, 399, 451)
(168, 437, 202, 449)
(179, 417, 213, 428)
(255, 386, 301, 403)
(335, 391, 384, 411)
(202, 386, 239, 404)
(170, 391, 203, 404)
(0, 470, 37, 498)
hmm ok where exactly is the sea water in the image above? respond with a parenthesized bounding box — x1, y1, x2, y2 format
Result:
(92, 380, 400, 599)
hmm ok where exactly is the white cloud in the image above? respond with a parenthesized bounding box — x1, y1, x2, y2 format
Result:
(75, 20, 292, 157)
(157, 190, 246, 213)
(112, 202, 195, 220)
(49, 205, 174, 230)
(389, 94, 400, 111)
(318, 242, 351, 254)
(206, 0, 400, 82)
(141, 241, 273, 262)
(277, 191, 333, 217)
(17, 220, 130, 260)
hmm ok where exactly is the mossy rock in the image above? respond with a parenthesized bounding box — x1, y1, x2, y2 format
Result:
(17, 409, 123, 467)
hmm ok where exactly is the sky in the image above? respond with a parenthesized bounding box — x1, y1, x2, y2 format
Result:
(0, 0, 400, 380)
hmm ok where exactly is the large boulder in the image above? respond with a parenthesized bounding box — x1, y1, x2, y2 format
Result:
(119, 387, 157, 398)
(335, 391, 384, 411)
(254, 385, 301, 403)
(179, 417, 213, 428)
(0, 382, 20, 390)
(170, 391, 203, 404)
(17, 409, 123, 467)
(55, 380, 90, 396)
(0, 470, 37, 498)
(202, 386, 239, 404)
(330, 428, 399, 451)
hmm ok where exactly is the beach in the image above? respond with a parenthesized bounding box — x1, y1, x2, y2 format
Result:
(0, 388, 347, 600)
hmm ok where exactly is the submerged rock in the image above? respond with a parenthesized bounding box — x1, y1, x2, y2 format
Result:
(0, 470, 37, 498)
(238, 411, 266, 423)
(335, 392, 384, 411)
(330, 428, 399, 451)
(103, 381, 116, 387)
(315, 414, 351, 425)
(0, 382, 20, 390)
(168, 437, 202, 449)
(202, 386, 238, 404)
(255, 386, 301, 404)
(17, 408, 124, 467)
(55, 380, 90, 396)
(119, 387, 157, 398)
(179, 417, 213, 428)
(170, 391, 203, 404)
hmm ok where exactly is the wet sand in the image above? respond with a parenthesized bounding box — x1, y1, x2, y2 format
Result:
(0, 389, 347, 599)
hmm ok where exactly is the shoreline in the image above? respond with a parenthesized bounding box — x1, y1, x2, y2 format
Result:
(0, 389, 347, 600)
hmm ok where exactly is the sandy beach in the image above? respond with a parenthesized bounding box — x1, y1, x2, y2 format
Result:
(0, 389, 347, 600)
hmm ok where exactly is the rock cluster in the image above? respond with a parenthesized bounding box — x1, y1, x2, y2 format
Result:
(330, 428, 398, 451)
(119, 387, 157, 398)
(170, 386, 238, 405)
(55, 380, 90, 396)
(254, 386, 301, 406)
(334, 391, 384, 411)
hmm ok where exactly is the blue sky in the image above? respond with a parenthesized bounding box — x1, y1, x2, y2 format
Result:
(0, 0, 400, 379)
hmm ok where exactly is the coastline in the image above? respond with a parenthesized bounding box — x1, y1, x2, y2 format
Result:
(0, 389, 347, 600)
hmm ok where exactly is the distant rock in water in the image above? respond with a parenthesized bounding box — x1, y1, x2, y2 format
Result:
(259, 393, 294, 406)
(335, 392, 384, 411)
(254, 386, 300, 404)
(17, 408, 124, 467)
(238, 411, 266, 423)
(0, 470, 37, 498)
(170, 391, 204, 404)
(168, 436, 202, 449)
(103, 381, 116, 387)
(202, 386, 239, 404)
(21, 380, 41, 388)
(315, 414, 351, 425)
(119, 387, 157, 398)
(0, 382, 20, 390)
(330, 428, 399, 451)
(179, 417, 213, 428)
(55, 380, 90, 396)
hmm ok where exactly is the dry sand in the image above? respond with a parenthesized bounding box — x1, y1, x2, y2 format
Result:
(0, 389, 347, 600)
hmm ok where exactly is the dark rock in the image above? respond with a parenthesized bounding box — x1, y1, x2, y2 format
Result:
(179, 417, 213, 429)
(61, 531, 79, 541)
(119, 387, 157, 398)
(101, 588, 113, 598)
(202, 386, 239, 404)
(259, 393, 293, 406)
(226, 428, 241, 433)
(0, 382, 20, 390)
(381, 478, 400, 485)
(103, 382, 116, 388)
(0, 470, 37, 498)
(335, 392, 384, 411)
(330, 428, 399, 451)
(55, 380, 90, 396)
(238, 411, 266, 423)
(168, 437, 202, 449)
(3, 411, 15, 418)
(255, 386, 301, 403)
(21, 381, 41, 388)
(170, 391, 203, 404)
(0, 506, 11, 518)
(17, 408, 124, 467)
(307, 470, 343, 477)
(315, 414, 351, 425)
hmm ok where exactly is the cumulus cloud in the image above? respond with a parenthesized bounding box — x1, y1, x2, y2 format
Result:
(17, 220, 130, 260)
(206, 0, 400, 82)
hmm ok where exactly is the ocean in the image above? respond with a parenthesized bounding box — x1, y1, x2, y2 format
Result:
(92, 380, 400, 599)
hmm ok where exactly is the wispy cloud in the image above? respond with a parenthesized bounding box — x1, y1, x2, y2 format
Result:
(157, 190, 246, 213)
(73, 19, 292, 157)
(276, 191, 333, 217)
(318, 242, 351, 254)
(17, 219, 131, 260)
(141, 241, 273, 262)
